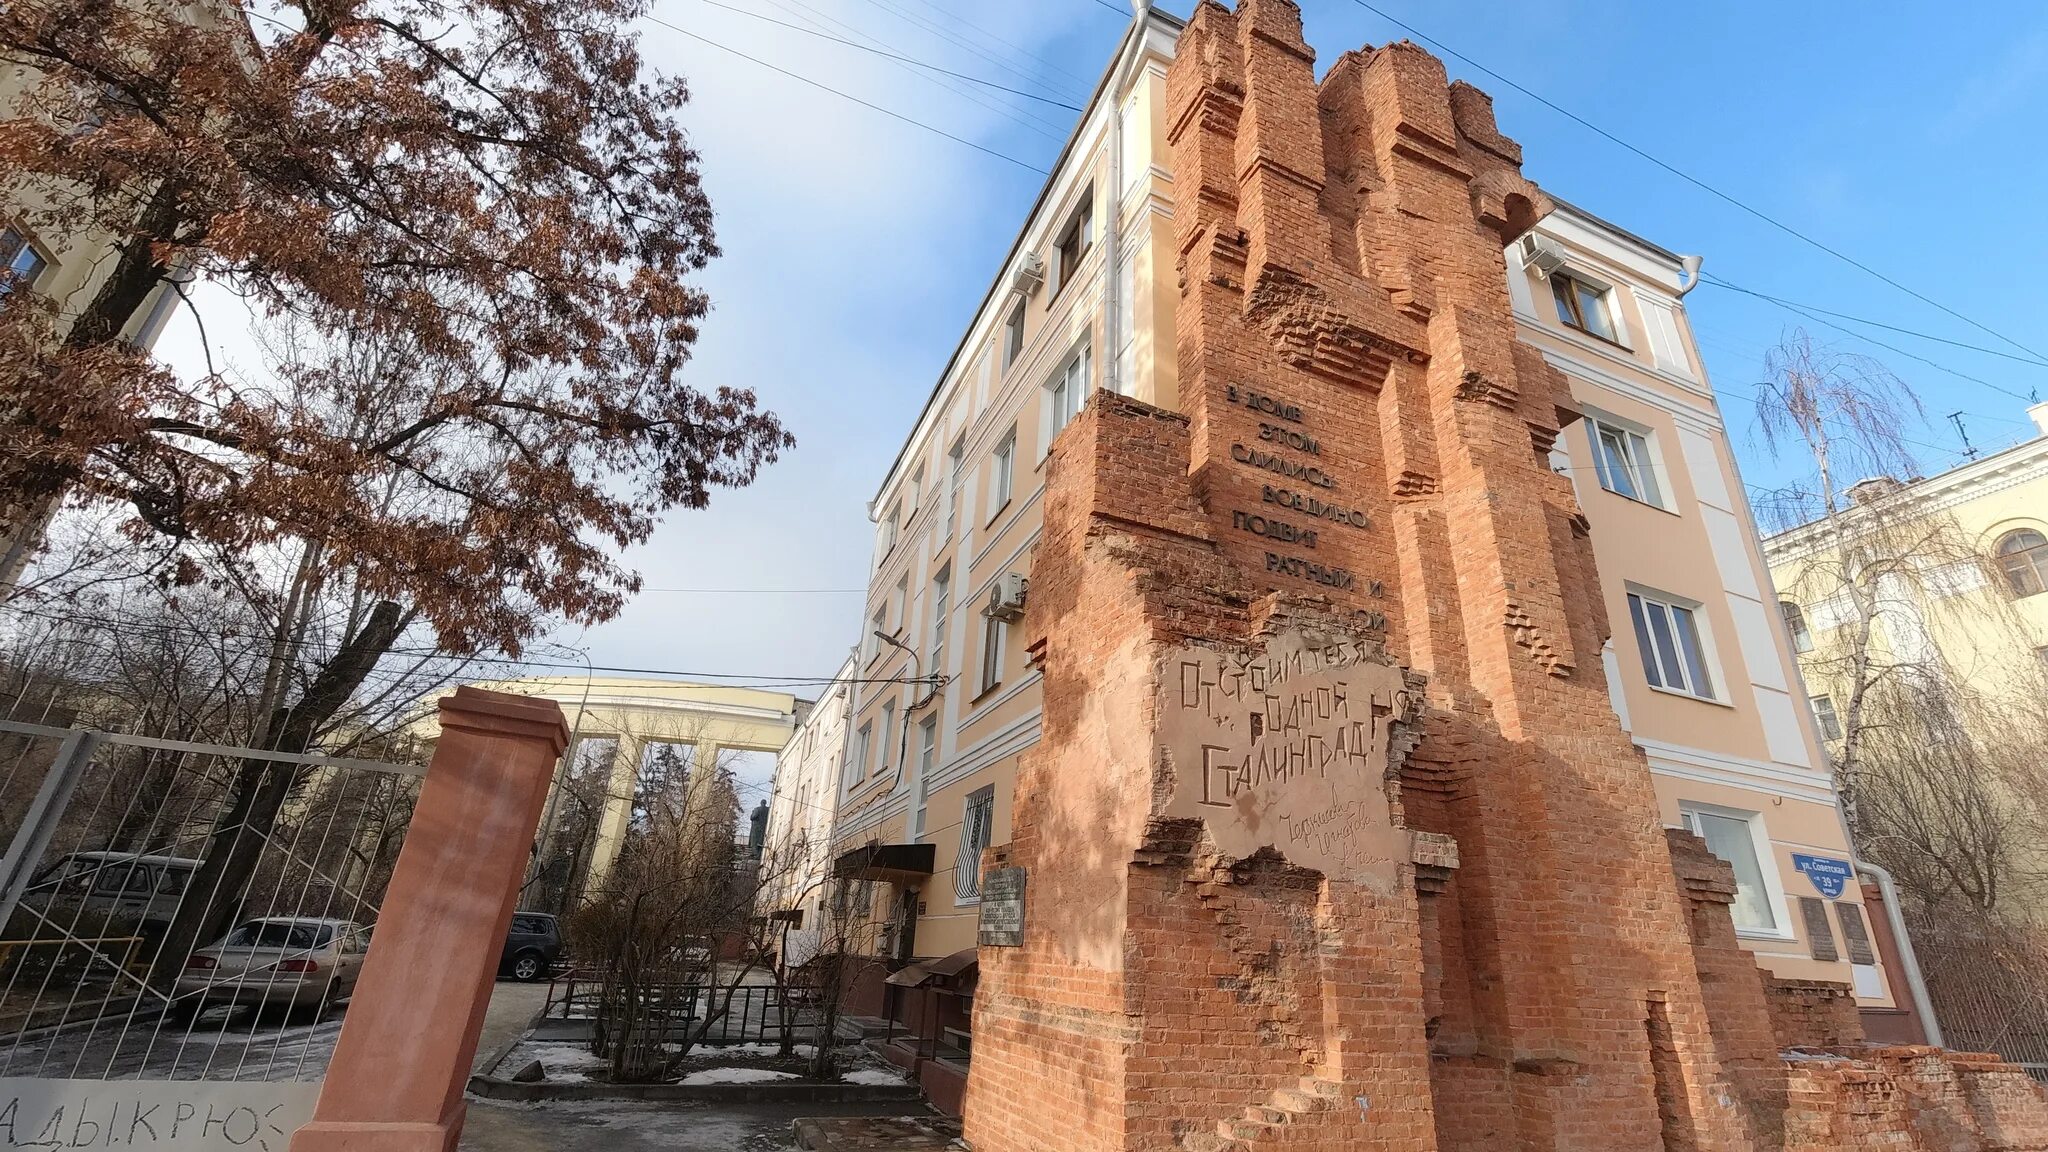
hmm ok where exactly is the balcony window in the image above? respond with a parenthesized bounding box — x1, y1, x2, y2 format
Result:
(1003, 297, 1026, 369)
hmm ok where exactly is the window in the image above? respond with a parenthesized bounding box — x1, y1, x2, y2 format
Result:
(1589, 418, 1663, 508)
(880, 503, 900, 556)
(846, 724, 870, 789)
(1810, 695, 1842, 742)
(1551, 271, 1618, 342)
(909, 465, 924, 514)
(1054, 190, 1093, 294)
(913, 716, 938, 839)
(1627, 590, 1716, 700)
(878, 699, 896, 780)
(990, 429, 1016, 515)
(864, 604, 886, 663)
(1048, 343, 1090, 444)
(942, 438, 964, 542)
(930, 565, 950, 670)
(955, 785, 996, 902)
(1780, 601, 1813, 653)
(890, 576, 907, 634)
(1681, 807, 1780, 934)
(1003, 297, 1026, 369)
(979, 612, 1005, 695)
(0, 228, 49, 295)
(1996, 529, 2048, 598)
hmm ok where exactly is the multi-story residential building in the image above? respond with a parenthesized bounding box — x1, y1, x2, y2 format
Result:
(1, 46, 188, 589)
(759, 655, 855, 967)
(830, 4, 1916, 1061)
(1764, 405, 2048, 913)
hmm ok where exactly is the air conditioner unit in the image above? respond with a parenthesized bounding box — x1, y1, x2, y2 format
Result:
(984, 573, 1029, 622)
(1011, 252, 1046, 296)
(1519, 235, 1568, 279)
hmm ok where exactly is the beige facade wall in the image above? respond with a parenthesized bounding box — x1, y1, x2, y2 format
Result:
(829, 12, 1878, 1003)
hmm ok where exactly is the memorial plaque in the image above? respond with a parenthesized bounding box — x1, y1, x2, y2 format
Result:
(978, 866, 1027, 947)
(1159, 627, 1412, 892)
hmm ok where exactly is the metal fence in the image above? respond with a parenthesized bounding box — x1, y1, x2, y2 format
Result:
(0, 719, 420, 1084)
(543, 971, 821, 1047)
(1914, 922, 2048, 1082)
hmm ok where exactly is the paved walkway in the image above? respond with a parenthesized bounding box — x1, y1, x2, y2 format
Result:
(471, 979, 549, 1073)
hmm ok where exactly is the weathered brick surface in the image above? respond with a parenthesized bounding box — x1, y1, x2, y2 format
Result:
(961, 3, 2048, 1149)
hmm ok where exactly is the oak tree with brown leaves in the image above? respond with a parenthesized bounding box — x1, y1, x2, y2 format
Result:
(1, 0, 791, 970)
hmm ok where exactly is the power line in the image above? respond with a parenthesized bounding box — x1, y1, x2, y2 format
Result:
(638, 587, 866, 594)
(675, 0, 1083, 111)
(898, 0, 1104, 91)
(1698, 277, 2048, 375)
(646, 15, 1051, 174)
(1342, 0, 2048, 365)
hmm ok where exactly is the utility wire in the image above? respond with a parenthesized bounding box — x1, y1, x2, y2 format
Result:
(646, 15, 1051, 174)
(1698, 277, 2048, 374)
(676, 0, 1082, 110)
(1343, 0, 2048, 365)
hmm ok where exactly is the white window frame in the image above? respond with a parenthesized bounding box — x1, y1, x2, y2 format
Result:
(864, 604, 886, 664)
(979, 611, 1004, 696)
(1626, 587, 1721, 702)
(1810, 694, 1842, 742)
(879, 502, 900, 557)
(908, 464, 924, 516)
(1679, 803, 1791, 940)
(1586, 413, 1665, 510)
(930, 564, 950, 671)
(989, 428, 1016, 520)
(1780, 601, 1813, 653)
(942, 437, 964, 543)
(1550, 268, 1623, 344)
(1003, 297, 1026, 370)
(911, 715, 938, 840)
(955, 784, 996, 904)
(847, 722, 872, 790)
(1052, 188, 1094, 297)
(1045, 340, 1090, 450)
(889, 576, 908, 636)
(877, 699, 896, 783)
(0, 227, 50, 294)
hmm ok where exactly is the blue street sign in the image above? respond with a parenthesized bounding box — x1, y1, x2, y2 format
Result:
(1792, 853, 1852, 900)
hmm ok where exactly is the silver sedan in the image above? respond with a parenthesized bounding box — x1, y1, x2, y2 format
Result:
(172, 917, 369, 1021)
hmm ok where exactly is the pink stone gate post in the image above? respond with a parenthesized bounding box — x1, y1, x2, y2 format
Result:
(291, 686, 568, 1152)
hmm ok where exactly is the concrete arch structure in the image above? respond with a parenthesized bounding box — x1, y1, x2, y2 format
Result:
(422, 677, 802, 901)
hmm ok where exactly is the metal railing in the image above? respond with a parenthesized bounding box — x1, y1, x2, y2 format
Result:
(0, 719, 421, 1083)
(544, 970, 821, 1047)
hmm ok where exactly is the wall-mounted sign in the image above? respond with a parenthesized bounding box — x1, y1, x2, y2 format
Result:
(978, 867, 1026, 947)
(1792, 853, 1853, 900)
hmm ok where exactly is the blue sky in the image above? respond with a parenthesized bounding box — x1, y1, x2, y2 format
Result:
(159, 0, 2048, 690)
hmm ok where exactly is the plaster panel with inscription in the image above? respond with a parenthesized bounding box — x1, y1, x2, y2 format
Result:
(1159, 628, 1413, 891)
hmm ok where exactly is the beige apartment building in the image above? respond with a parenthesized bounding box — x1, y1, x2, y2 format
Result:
(759, 655, 855, 967)
(2, 42, 189, 587)
(829, 6, 1898, 1024)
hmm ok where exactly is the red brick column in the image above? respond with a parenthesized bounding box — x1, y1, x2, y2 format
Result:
(291, 687, 568, 1152)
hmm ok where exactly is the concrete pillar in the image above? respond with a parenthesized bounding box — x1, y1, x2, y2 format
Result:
(291, 686, 567, 1152)
(580, 733, 644, 898)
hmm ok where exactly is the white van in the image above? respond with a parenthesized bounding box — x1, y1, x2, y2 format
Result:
(22, 851, 203, 931)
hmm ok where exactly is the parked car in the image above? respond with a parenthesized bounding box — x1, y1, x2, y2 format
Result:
(22, 851, 201, 936)
(174, 917, 368, 1021)
(499, 912, 563, 982)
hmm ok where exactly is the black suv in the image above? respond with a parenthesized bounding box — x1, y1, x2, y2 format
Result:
(499, 912, 564, 982)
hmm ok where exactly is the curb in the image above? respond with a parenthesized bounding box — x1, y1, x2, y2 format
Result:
(470, 985, 549, 1080)
(466, 1076, 926, 1104)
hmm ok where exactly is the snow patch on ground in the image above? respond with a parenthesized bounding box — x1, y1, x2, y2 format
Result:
(504, 1040, 609, 1083)
(677, 1066, 800, 1085)
(706, 1041, 817, 1058)
(840, 1067, 907, 1085)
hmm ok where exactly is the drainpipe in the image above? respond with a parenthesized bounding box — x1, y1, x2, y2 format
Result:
(1856, 860, 1944, 1047)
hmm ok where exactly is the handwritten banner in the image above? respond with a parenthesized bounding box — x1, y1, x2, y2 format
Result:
(0, 1079, 320, 1152)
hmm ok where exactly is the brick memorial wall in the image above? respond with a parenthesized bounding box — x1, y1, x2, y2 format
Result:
(960, 2, 2048, 1149)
